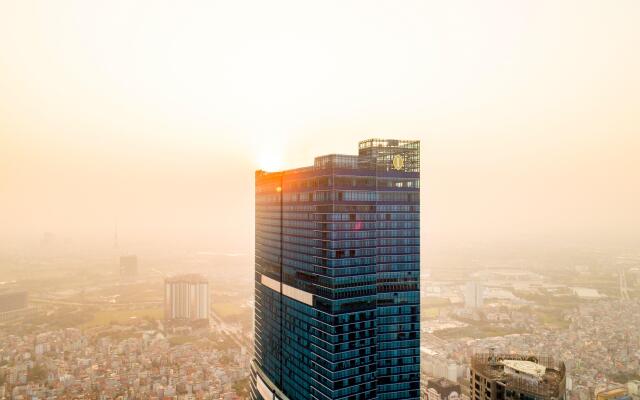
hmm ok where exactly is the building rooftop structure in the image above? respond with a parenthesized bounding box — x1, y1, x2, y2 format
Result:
(500, 360, 547, 380)
(165, 274, 208, 283)
(429, 377, 460, 389)
(428, 377, 462, 400)
(595, 386, 631, 400)
(257, 138, 420, 175)
(471, 353, 566, 399)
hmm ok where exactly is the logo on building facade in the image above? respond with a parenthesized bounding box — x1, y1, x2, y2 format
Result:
(392, 154, 404, 170)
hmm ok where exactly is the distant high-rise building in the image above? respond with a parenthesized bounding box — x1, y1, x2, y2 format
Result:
(120, 255, 138, 277)
(464, 282, 484, 308)
(470, 352, 566, 400)
(251, 139, 421, 400)
(164, 274, 209, 322)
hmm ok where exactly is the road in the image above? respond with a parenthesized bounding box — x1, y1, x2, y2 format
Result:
(209, 309, 250, 350)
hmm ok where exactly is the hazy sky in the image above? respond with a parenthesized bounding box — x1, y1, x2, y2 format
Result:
(1, 0, 639, 252)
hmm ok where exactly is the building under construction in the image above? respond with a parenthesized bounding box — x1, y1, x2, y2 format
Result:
(470, 352, 566, 400)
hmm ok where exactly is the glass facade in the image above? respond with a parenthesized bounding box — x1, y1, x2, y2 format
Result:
(252, 139, 420, 400)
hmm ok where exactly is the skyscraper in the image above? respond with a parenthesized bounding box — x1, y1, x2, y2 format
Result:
(164, 274, 209, 323)
(251, 139, 420, 400)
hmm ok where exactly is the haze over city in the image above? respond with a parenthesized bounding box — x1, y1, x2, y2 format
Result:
(2, 0, 639, 254)
(1, 2, 640, 400)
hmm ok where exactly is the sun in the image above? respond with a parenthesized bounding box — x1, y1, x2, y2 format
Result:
(250, 126, 289, 172)
(256, 151, 284, 172)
